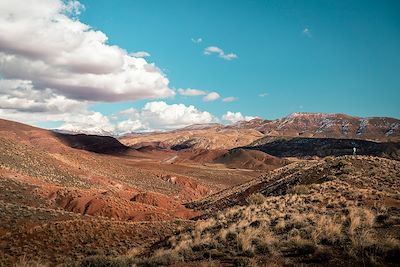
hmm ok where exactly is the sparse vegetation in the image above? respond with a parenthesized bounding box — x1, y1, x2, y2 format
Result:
(288, 184, 310, 195)
(246, 193, 266, 205)
(137, 189, 399, 266)
(129, 156, 400, 266)
(1, 119, 399, 267)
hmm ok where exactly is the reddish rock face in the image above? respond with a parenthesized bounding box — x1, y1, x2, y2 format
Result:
(248, 113, 400, 142)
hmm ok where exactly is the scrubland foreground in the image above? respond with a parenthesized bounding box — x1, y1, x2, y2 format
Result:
(2, 156, 399, 266)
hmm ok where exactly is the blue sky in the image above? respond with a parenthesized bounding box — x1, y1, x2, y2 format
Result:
(80, 0, 400, 119)
(0, 0, 399, 134)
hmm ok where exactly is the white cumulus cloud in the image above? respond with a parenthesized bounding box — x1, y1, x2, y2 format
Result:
(203, 92, 220, 102)
(222, 111, 255, 124)
(58, 112, 115, 135)
(115, 101, 217, 133)
(204, 46, 238, 60)
(178, 88, 207, 96)
(0, 0, 174, 102)
(116, 101, 218, 133)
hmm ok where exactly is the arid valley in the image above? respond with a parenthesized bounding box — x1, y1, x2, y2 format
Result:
(1, 113, 400, 266)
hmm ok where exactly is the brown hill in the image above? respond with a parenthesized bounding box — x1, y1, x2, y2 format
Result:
(187, 156, 400, 214)
(214, 148, 289, 170)
(54, 133, 129, 154)
(119, 126, 264, 150)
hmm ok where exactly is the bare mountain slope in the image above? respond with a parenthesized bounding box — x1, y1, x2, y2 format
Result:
(54, 133, 129, 154)
(214, 148, 289, 170)
(119, 126, 264, 150)
(243, 113, 400, 142)
(119, 113, 400, 153)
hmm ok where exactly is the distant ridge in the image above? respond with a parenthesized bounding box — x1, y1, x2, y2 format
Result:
(231, 112, 400, 142)
(120, 112, 400, 151)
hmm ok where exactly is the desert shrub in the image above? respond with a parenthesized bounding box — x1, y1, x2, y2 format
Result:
(134, 253, 184, 266)
(254, 240, 271, 254)
(309, 247, 333, 262)
(15, 258, 49, 267)
(78, 255, 129, 267)
(284, 237, 316, 256)
(375, 213, 390, 225)
(289, 184, 310, 195)
(341, 166, 353, 175)
(246, 193, 266, 205)
(195, 218, 217, 233)
(326, 175, 336, 181)
(295, 242, 316, 255)
(337, 159, 350, 167)
(312, 216, 343, 245)
(233, 257, 251, 266)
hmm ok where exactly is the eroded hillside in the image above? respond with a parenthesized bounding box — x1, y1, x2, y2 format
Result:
(129, 156, 400, 266)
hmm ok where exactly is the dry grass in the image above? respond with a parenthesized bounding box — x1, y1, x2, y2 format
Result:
(133, 157, 400, 266)
(288, 184, 311, 195)
(144, 196, 399, 265)
(246, 193, 266, 205)
(2, 156, 399, 266)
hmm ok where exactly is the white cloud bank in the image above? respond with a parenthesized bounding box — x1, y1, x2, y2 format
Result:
(115, 101, 217, 133)
(0, 79, 254, 133)
(116, 105, 257, 134)
(0, 0, 174, 102)
(204, 46, 238, 60)
(222, 111, 255, 124)
(0, 0, 177, 134)
(0, 79, 115, 135)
